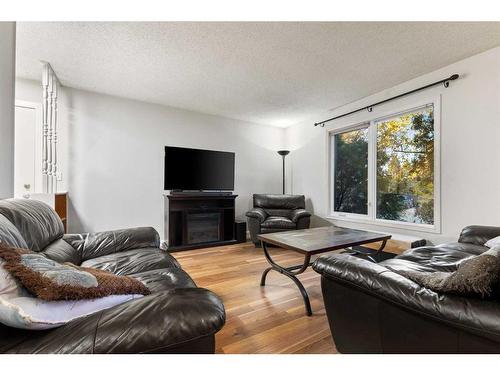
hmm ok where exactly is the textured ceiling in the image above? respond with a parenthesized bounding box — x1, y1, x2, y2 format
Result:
(16, 22, 500, 127)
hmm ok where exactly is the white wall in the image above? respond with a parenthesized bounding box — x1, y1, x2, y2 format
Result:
(0, 22, 16, 198)
(286, 46, 500, 244)
(16, 79, 285, 235)
(16, 46, 500, 243)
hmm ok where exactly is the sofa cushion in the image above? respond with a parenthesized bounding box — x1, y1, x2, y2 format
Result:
(130, 268, 196, 293)
(261, 216, 296, 230)
(253, 194, 305, 210)
(434, 242, 489, 256)
(263, 209, 293, 219)
(0, 199, 63, 252)
(398, 248, 500, 298)
(64, 227, 160, 262)
(41, 238, 82, 265)
(0, 214, 28, 249)
(385, 245, 476, 272)
(378, 258, 444, 274)
(80, 248, 180, 276)
(458, 225, 500, 247)
(260, 227, 295, 234)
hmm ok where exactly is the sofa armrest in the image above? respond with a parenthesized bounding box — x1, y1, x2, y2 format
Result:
(313, 254, 500, 343)
(6, 288, 225, 354)
(458, 225, 500, 246)
(246, 208, 267, 223)
(63, 227, 160, 262)
(290, 209, 311, 223)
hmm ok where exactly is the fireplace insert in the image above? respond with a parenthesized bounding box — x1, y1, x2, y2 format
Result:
(186, 212, 221, 244)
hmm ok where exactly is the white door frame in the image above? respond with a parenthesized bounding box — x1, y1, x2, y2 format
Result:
(15, 100, 43, 193)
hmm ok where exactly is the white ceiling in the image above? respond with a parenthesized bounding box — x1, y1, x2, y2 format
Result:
(16, 22, 500, 127)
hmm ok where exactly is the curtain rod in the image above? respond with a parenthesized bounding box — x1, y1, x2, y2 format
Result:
(314, 74, 459, 127)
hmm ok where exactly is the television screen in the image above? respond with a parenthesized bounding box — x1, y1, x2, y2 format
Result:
(164, 146, 235, 191)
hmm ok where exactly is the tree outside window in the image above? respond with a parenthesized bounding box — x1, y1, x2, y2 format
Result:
(376, 107, 434, 224)
(333, 127, 368, 215)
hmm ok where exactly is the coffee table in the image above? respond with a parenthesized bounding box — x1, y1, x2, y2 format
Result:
(258, 226, 391, 316)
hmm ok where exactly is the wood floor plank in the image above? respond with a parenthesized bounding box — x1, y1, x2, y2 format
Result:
(173, 241, 337, 354)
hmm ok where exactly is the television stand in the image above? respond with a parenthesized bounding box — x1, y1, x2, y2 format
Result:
(163, 193, 238, 252)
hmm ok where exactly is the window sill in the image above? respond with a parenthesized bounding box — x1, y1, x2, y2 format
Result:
(326, 214, 441, 234)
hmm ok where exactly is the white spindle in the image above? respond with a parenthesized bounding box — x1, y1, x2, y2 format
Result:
(51, 75, 58, 192)
(41, 64, 50, 193)
(40, 62, 60, 194)
(47, 75, 53, 193)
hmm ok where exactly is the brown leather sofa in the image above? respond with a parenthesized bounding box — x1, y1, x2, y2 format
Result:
(246, 194, 311, 247)
(0, 199, 225, 354)
(313, 225, 500, 353)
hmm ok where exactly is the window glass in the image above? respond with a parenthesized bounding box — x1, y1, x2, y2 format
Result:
(376, 106, 434, 224)
(333, 127, 369, 215)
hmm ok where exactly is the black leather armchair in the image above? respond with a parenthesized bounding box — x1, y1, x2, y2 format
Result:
(313, 225, 500, 353)
(0, 199, 225, 354)
(246, 194, 311, 247)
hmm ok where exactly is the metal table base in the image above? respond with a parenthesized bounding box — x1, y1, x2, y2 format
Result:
(259, 238, 388, 316)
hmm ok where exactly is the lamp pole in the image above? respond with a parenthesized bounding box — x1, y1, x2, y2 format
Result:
(277, 150, 290, 194)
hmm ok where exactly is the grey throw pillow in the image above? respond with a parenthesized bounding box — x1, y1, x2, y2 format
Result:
(400, 247, 500, 298)
(19, 254, 98, 288)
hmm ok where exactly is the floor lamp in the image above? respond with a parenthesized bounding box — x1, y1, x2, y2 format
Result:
(277, 150, 290, 194)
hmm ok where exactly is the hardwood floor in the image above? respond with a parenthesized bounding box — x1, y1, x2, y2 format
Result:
(173, 241, 337, 354)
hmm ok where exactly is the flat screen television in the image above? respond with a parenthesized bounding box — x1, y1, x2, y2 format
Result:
(164, 146, 235, 191)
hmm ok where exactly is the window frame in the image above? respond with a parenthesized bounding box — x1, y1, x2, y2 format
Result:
(329, 122, 371, 219)
(327, 97, 441, 234)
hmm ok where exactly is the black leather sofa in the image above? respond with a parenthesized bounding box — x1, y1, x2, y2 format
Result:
(0, 199, 225, 354)
(246, 194, 311, 247)
(313, 225, 500, 353)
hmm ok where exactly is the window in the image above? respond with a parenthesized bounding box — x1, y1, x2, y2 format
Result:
(329, 102, 439, 232)
(376, 107, 434, 225)
(332, 127, 369, 215)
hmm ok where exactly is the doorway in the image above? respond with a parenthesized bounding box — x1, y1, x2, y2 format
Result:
(14, 101, 42, 197)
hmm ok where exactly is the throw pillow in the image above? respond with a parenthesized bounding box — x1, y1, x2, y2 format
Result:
(485, 235, 500, 248)
(0, 258, 144, 330)
(0, 245, 150, 300)
(398, 247, 500, 298)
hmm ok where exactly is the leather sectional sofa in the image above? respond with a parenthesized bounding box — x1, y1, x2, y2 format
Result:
(246, 194, 311, 247)
(0, 198, 225, 354)
(313, 225, 500, 353)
